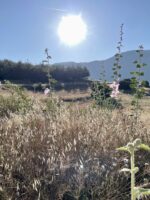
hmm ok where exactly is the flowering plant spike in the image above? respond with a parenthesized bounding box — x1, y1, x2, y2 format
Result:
(109, 81, 120, 98)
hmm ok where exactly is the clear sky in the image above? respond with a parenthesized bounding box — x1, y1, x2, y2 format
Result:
(0, 0, 150, 64)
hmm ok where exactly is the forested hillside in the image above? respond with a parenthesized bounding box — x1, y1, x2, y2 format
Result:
(0, 59, 89, 83)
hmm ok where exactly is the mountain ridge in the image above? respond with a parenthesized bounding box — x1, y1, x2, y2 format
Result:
(54, 50, 150, 82)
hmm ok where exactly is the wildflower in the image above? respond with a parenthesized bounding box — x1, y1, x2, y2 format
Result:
(44, 88, 50, 95)
(109, 81, 120, 98)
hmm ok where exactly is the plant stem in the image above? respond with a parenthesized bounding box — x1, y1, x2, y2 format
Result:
(131, 150, 135, 200)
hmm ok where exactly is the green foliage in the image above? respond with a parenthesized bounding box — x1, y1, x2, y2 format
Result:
(91, 81, 111, 106)
(141, 80, 149, 88)
(130, 45, 146, 98)
(112, 23, 124, 82)
(0, 81, 32, 117)
(0, 59, 89, 83)
(91, 82, 112, 99)
(51, 66, 89, 82)
(42, 48, 57, 91)
(99, 62, 106, 82)
(44, 95, 62, 113)
(91, 24, 124, 109)
(130, 45, 147, 120)
(117, 138, 150, 200)
(119, 79, 132, 92)
(91, 82, 122, 109)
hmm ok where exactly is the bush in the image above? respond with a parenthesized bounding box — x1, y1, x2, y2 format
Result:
(91, 82, 112, 102)
(119, 79, 132, 92)
(0, 82, 32, 117)
(91, 82, 122, 109)
(141, 80, 149, 88)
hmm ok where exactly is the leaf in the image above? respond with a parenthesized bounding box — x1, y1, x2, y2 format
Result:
(139, 72, 144, 76)
(135, 187, 150, 199)
(133, 60, 138, 64)
(139, 144, 150, 151)
(133, 167, 139, 174)
(136, 64, 141, 68)
(116, 146, 130, 153)
(140, 54, 143, 57)
(130, 71, 136, 75)
(133, 138, 141, 147)
(142, 63, 147, 66)
(120, 168, 131, 173)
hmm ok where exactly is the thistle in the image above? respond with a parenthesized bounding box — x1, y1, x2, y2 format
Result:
(117, 138, 150, 200)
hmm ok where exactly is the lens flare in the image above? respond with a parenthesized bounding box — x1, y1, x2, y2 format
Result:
(57, 14, 87, 46)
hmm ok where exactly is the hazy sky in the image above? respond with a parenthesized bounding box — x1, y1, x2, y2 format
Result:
(1, 0, 150, 63)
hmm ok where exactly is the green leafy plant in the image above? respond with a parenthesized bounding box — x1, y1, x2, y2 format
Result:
(112, 23, 124, 82)
(42, 48, 56, 92)
(141, 80, 149, 88)
(109, 24, 123, 101)
(130, 45, 147, 120)
(91, 81, 112, 100)
(91, 81, 121, 109)
(117, 138, 150, 200)
(0, 81, 32, 117)
(91, 61, 115, 108)
(91, 25, 124, 109)
(119, 78, 132, 92)
(106, 24, 124, 105)
(99, 61, 106, 83)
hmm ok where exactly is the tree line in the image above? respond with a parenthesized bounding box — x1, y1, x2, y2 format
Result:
(0, 59, 89, 83)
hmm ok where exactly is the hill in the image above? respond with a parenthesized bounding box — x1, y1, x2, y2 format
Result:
(55, 50, 150, 82)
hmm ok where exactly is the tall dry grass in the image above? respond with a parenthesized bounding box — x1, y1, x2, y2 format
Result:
(0, 94, 150, 199)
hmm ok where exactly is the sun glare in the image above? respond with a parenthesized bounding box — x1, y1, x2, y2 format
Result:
(57, 14, 87, 46)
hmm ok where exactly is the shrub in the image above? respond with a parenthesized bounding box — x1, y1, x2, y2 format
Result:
(141, 80, 149, 88)
(91, 82, 112, 99)
(44, 94, 62, 113)
(119, 79, 132, 92)
(91, 82, 122, 109)
(119, 78, 149, 95)
(0, 82, 32, 117)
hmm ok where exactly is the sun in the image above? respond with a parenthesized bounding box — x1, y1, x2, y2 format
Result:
(57, 14, 87, 46)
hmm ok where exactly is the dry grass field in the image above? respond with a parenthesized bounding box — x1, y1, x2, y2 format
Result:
(35, 89, 150, 127)
(0, 87, 150, 199)
(1, 87, 149, 126)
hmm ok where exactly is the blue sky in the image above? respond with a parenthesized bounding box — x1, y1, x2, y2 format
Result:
(0, 0, 150, 63)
